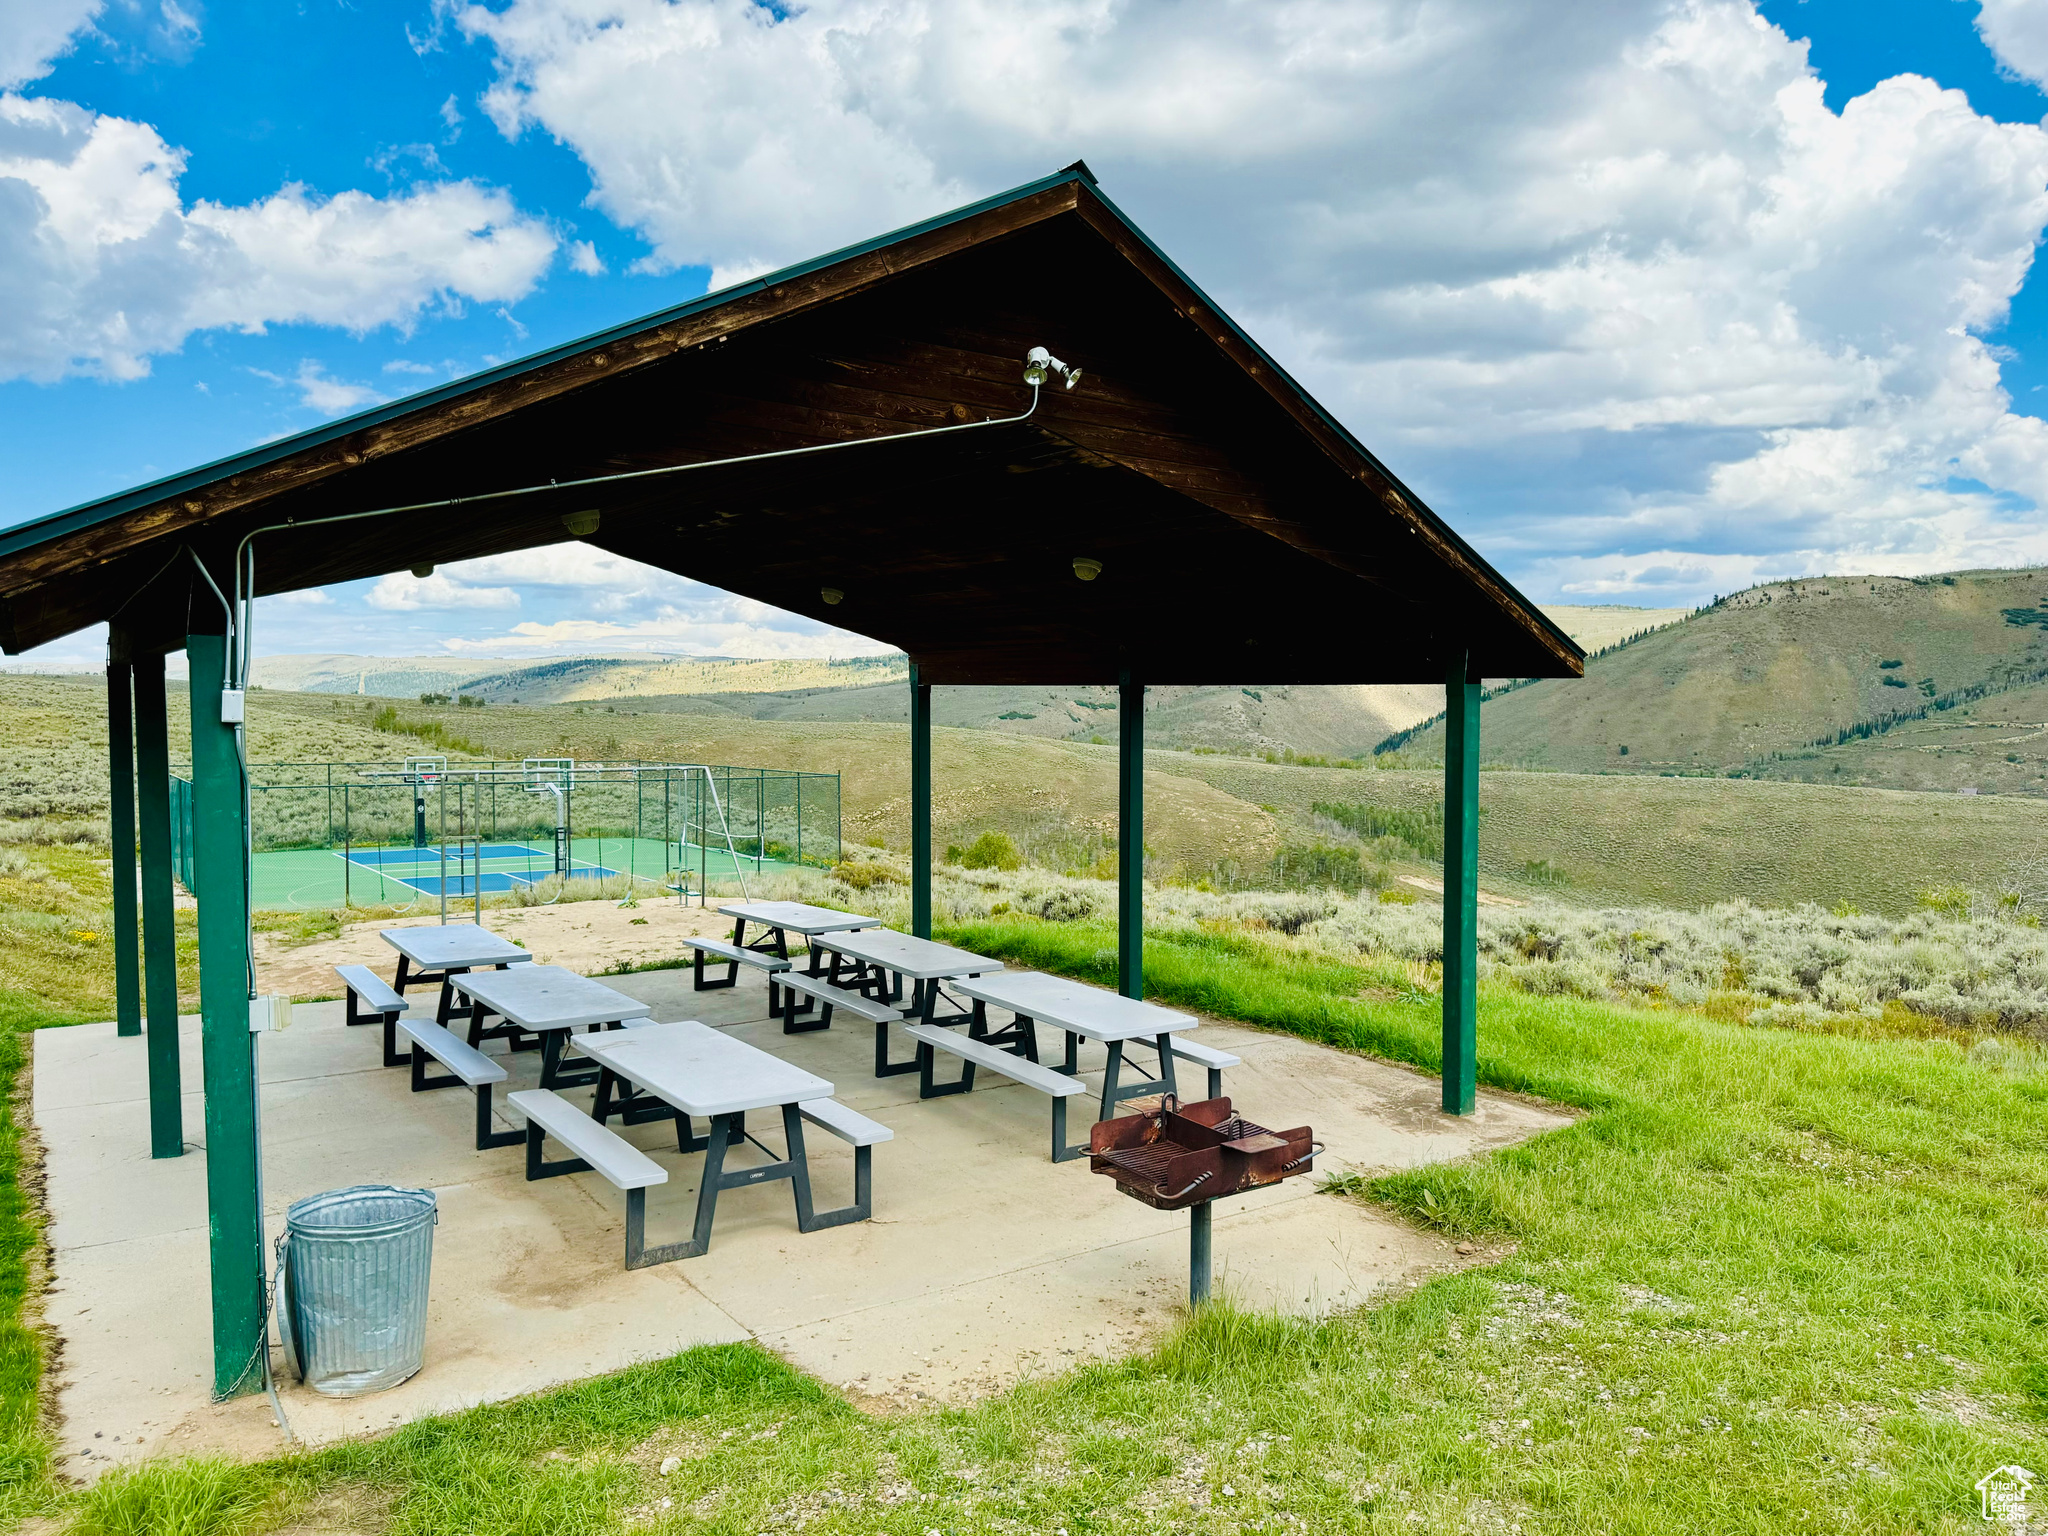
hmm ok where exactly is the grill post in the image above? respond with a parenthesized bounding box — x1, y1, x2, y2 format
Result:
(1190, 1200, 1212, 1305)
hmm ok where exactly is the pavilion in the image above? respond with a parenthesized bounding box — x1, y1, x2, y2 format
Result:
(0, 162, 1581, 1400)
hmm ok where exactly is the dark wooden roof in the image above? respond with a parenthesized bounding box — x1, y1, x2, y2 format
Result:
(0, 163, 1581, 685)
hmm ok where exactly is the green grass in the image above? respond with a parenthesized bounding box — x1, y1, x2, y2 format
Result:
(1167, 756, 2048, 913)
(2, 901, 2047, 1530)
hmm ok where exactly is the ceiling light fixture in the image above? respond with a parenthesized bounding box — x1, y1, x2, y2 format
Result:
(820, 587, 845, 606)
(562, 509, 600, 537)
(1072, 557, 1103, 582)
(410, 563, 434, 579)
(1023, 346, 1083, 390)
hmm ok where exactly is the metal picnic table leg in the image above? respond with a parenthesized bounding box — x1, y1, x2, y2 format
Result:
(537, 1027, 601, 1090)
(867, 965, 921, 1078)
(787, 1103, 874, 1229)
(1153, 1031, 1180, 1099)
(627, 1110, 808, 1267)
(1098, 1041, 1126, 1121)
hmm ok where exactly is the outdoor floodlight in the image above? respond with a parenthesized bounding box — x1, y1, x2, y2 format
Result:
(1024, 346, 1083, 390)
(410, 563, 435, 579)
(562, 509, 601, 537)
(1072, 557, 1103, 582)
(820, 586, 845, 605)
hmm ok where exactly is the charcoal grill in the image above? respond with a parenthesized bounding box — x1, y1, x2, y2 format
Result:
(1090, 1096, 1321, 1303)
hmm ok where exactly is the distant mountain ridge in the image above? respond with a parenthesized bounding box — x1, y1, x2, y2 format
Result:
(1396, 568, 2048, 797)
(247, 652, 907, 701)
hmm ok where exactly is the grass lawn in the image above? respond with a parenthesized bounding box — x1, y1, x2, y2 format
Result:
(0, 904, 2044, 1532)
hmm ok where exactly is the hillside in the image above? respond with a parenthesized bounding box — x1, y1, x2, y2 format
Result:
(1395, 569, 2048, 792)
(212, 603, 1680, 760)
(8, 671, 2045, 914)
(1160, 751, 2047, 915)
(246, 652, 907, 702)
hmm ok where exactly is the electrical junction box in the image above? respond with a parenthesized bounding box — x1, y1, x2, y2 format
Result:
(219, 689, 246, 725)
(248, 995, 292, 1033)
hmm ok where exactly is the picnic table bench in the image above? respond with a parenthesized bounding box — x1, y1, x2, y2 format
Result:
(811, 929, 1003, 1076)
(902, 1022, 1092, 1161)
(952, 972, 1202, 1120)
(448, 965, 651, 1089)
(337, 963, 410, 1067)
(395, 1018, 524, 1152)
(380, 923, 531, 1031)
(529, 1021, 890, 1265)
(687, 902, 881, 1015)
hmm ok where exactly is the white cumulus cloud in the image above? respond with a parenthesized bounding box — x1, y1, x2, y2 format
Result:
(0, 0, 101, 90)
(365, 571, 522, 611)
(0, 75, 559, 382)
(455, 0, 2048, 601)
(1977, 0, 2048, 89)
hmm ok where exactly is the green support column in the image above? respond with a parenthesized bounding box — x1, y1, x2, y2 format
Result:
(186, 630, 264, 1398)
(1117, 671, 1144, 999)
(1441, 651, 1481, 1115)
(134, 651, 184, 1159)
(105, 633, 141, 1037)
(910, 663, 932, 939)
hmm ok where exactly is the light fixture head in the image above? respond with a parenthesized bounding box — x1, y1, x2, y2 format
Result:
(562, 509, 601, 537)
(1024, 346, 1082, 390)
(410, 562, 435, 579)
(1072, 556, 1103, 582)
(820, 586, 845, 606)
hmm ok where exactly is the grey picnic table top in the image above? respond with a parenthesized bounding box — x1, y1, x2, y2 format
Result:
(449, 964, 652, 1031)
(813, 928, 1004, 981)
(717, 901, 880, 936)
(572, 1021, 833, 1117)
(951, 972, 1198, 1042)
(380, 923, 532, 972)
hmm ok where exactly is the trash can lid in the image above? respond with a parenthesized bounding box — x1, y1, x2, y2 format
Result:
(286, 1183, 436, 1237)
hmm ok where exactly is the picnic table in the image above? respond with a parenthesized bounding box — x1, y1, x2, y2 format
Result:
(953, 972, 1199, 1120)
(381, 922, 532, 1027)
(449, 964, 651, 1089)
(716, 900, 881, 1018)
(813, 929, 1003, 1076)
(571, 1021, 841, 1260)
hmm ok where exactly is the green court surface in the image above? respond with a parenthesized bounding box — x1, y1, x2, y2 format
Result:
(248, 837, 800, 910)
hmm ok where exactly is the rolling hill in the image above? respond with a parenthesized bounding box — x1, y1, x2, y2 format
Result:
(218, 604, 1681, 760)
(9, 668, 2044, 915)
(1393, 569, 2048, 795)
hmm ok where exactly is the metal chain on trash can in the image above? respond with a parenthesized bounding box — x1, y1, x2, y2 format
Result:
(222, 1234, 295, 1441)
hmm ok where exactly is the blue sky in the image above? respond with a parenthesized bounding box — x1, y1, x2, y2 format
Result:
(2, 0, 2045, 667)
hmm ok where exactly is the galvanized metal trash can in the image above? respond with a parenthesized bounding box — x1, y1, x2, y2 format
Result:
(277, 1184, 436, 1396)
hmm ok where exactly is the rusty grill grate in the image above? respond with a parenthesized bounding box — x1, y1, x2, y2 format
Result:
(1098, 1143, 1177, 1181)
(1088, 1096, 1317, 1212)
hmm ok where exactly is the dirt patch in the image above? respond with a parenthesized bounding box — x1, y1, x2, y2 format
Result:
(254, 900, 735, 1000)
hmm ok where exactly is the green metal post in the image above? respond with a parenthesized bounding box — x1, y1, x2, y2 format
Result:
(186, 630, 265, 1398)
(134, 651, 183, 1158)
(106, 634, 141, 1037)
(910, 663, 932, 938)
(1118, 670, 1144, 999)
(1442, 651, 1480, 1115)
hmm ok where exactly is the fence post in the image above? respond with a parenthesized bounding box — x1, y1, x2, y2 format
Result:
(185, 628, 265, 1398)
(106, 630, 141, 1037)
(133, 651, 183, 1158)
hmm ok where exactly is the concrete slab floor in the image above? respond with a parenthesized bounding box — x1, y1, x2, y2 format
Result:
(35, 963, 1569, 1476)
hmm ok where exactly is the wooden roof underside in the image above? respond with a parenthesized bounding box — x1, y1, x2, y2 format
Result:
(0, 173, 1582, 686)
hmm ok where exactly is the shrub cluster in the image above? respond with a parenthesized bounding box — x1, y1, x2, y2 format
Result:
(783, 853, 2048, 1039)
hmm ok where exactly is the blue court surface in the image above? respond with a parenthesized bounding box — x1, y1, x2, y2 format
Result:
(337, 843, 619, 897)
(346, 842, 556, 867)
